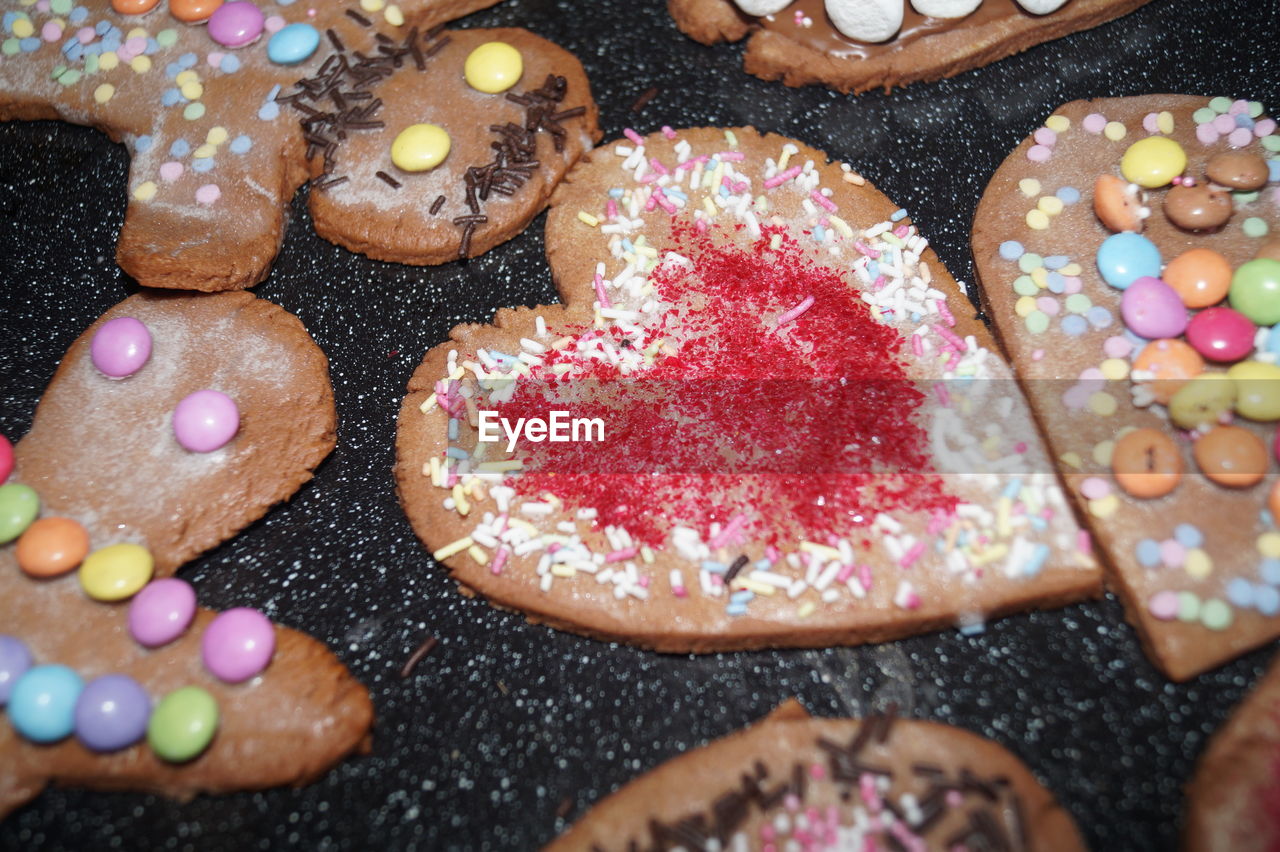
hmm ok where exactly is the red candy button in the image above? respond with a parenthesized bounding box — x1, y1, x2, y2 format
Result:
(1185, 306, 1256, 363)
(0, 434, 12, 483)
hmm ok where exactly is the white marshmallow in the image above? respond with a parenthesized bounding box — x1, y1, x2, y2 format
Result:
(910, 0, 982, 17)
(732, 0, 793, 15)
(825, 0, 904, 43)
(1013, 0, 1067, 12)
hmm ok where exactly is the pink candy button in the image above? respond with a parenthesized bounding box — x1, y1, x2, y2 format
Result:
(207, 1, 264, 48)
(91, 316, 152, 378)
(202, 608, 275, 683)
(172, 389, 239, 452)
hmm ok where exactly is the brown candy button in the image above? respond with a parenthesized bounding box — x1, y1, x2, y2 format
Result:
(1164, 183, 1232, 231)
(1093, 174, 1147, 232)
(1112, 427, 1183, 498)
(1205, 151, 1270, 191)
(1258, 239, 1280, 263)
(1193, 424, 1268, 488)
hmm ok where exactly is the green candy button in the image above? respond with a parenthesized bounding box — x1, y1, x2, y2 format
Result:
(148, 686, 219, 763)
(0, 483, 39, 543)
(1230, 258, 1280, 326)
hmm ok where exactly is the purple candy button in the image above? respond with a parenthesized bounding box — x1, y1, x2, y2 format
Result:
(0, 634, 32, 706)
(173, 389, 239, 452)
(129, 578, 197, 647)
(207, 1, 264, 48)
(74, 674, 151, 752)
(91, 316, 152, 378)
(202, 608, 275, 683)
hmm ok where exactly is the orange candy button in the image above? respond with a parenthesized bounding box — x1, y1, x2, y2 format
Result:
(16, 516, 91, 578)
(1093, 174, 1147, 233)
(1163, 247, 1233, 309)
(1132, 338, 1204, 405)
(1270, 479, 1280, 521)
(170, 0, 223, 23)
(112, 0, 160, 13)
(1112, 428, 1183, 498)
(1194, 425, 1268, 488)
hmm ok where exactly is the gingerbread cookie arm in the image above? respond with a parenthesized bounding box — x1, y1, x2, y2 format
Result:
(13, 290, 335, 576)
(547, 701, 1084, 850)
(0, 557, 373, 819)
(667, 0, 752, 44)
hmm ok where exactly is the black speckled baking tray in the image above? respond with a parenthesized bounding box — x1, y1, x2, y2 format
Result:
(1, 0, 1277, 848)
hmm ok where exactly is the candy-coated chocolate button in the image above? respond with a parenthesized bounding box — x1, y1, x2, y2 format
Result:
(79, 542, 154, 602)
(16, 516, 90, 578)
(1194, 424, 1267, 487)
(1092, 174, 1146, 233)
(1228, 361, 1280, 422)
(148, 686, 219, 762)
(0, 483, 39, 544)
(266, 22, 319, 65)
(0, 634, 32, 706)
(129, 578, 198, 647)
(74, 674, 151, 752)
(173, 389, 239, 452)
(464, 41, 523, 94)
(1096, 232, 1161, 290)
(1133, 338, 1203, 405)
(1169, 373, 1236, 430)
(1120, 136, 1186, 188)
(391, 124, 450, 172)
(171, 0, 223, 23)
(1163, 247, 1232, 309)
(1111, 427, 1182, 498)
(1186, 306, 1256, 362)
(111, 0, 160, 13)
(1229, 258, 1280, 326)
(1120, 276, 1187, 339)
(1270, 478, 1280, 521)
(1206, 151, 1270, 190)
(1164, 183, 1232, 231)
(91, 316, 152, 378)
(9, 665, 83, 743)
(0, 433, 12, 484)
(207, 1, 263, 48)
(202, 607, 275, 683)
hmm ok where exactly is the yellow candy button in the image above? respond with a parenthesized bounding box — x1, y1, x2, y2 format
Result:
(391, 123, 450, 172)
(1120, 136, 1187, 188)
(1228, 360, 1280, 422)
(464, 41, 523, 95)
(79, 542, 154, 602)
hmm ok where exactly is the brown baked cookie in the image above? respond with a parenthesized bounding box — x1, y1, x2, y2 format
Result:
(0, 290, 370, 817)
(667, 0, 1151, 95)
(547, 700, 1085, 850)
(971, 95, 1280, 680)
(395, 126, 1100, 652)
(1185, 655, 1280, 851)
(0, 2, 599, 289)
(17, 290, 336, 575)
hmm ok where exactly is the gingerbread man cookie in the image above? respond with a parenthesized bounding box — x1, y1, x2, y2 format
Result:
(972, 95, 1280, 680)
(0, 289, 371, 815)
(549, 700, 1085, 850)
(395, 127, 1100, 653)
(0, 1, 598, 290)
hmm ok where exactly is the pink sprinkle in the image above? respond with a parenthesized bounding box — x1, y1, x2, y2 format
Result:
(933, 324, 967, 351)
(836, 563, 856, 583)
(490, 547, 510, 576)
(195, 184, 221, 205)
(1014, 441, 1027, 453)
(652, 190, 676, 215)
(729, 179, 749, 194)
(809, 189, 837, 212)
(593, 273, 611, 309)
(1196, 123, 1221, 145)
(264, 14, 286, 33)
(661, 125, 676, 139)
(41, 21, 61, 42)
(945, 352, 961, 371)
(1255, 118, 1277, 137)
(853, 241, 880, 259)
(695, 218, 708, 233)
(643, 192, 658, 212)
(1033, 127, 1057, 147)
(638, 171, 660, 185)
(710, 573, 724, 588)
(945, 789, 964, 807)
(445, 473, 458, 488)
(859, 773, 881, 810)
(1229, 99, 1250, 115)
(77, 27, 95, 44)
(776, 295, 815, 326)
(1082, 113, 1107, 134)
(765, 545, 780, 564)
(1079, 477, 1111, 500)
(1027, 144, 1052, 163)
(709, 514, 748, 549)
(911, 333, 924, 357)
(124, 35, 146, 54)
(717, 151, 745, 161)
(1142, 112, 1161, 134)
(859, 564, 872, 591)
(1228, 126, 1254, 148)
(638, 575, 650, 588)
(547, 543, 561, 555)
(1036, 296, 1060, 316)
(622, 128, 644, 145)
(1032, 349, 1045, 361)
(760, 824, 777, 842)
(675, 154, 710, 171)
(605, 547, 638, 563)
(673, 585, 687, 598)
(872, 275, 886, 291)
(605, 199, 617, 219)
(784, 793, 801, 812)
(159, 161, 184, 182)
(890, 821, 926, 852)
(1160, 539, 1187, 569)
(1062, 276, 1083, 294)
(1149, 589, 1180, 620)
(763, 165, 801, 189)
(933, 382, 951, 407)
(1077, 529, 1092, 555)
(899, 541, 925, 568)
(893, 225, 910, 238)
(648, 157, 669, 176)
(936, 300, 956, 327)
(1213, 113, 1237, 134)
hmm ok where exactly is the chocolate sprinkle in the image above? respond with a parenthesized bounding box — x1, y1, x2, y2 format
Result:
(344, 9, 371, 25)
(630, 86, 659, 113)
(375, 170, 401, 189)
(430, 194, 447, 215)
(398, 635, 438, 679)
(724, 555, 748, 584)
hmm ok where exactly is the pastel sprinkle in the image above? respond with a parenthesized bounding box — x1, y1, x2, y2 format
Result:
(1103, 121, 1127, 141)
(1200, 598, 1233, 631)
(1173, 523, 1203, 548)
(195, 184, 220, 205)
(133, 181, 157, 201)
(1148, 589, 1179, 620)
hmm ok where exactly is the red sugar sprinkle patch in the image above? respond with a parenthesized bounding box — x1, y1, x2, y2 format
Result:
(507, 227, 956, 546)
